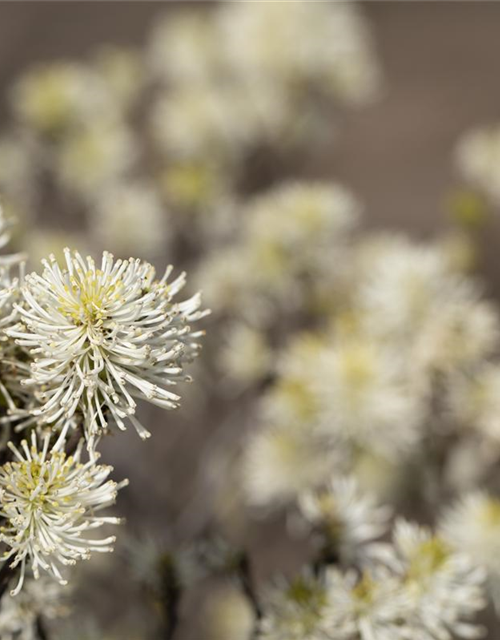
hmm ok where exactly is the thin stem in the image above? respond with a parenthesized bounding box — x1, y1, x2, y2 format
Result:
(237, 552, 262, 622)
(159, 555, 181, 640)
(36, 616, 49, 640)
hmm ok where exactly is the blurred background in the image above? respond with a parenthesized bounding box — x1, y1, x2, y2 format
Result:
(2, 2, 500, 639)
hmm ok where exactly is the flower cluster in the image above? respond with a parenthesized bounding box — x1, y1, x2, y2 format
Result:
(0, 204, 207, 605)
(0, 2, 381, 270)
(258, 521, 486, 640)
(0, 575, 67, 640)
(0, 434, 123, 594)
(8, 249, 207, 448)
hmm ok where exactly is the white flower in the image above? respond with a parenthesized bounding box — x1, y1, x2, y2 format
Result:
(447, 365, 500, 442)
(355, 236, 499, 383)
(94, 46, 143, 108)
(56, 119, 136, 198)
(148, 11, 225, 85)
(456, 124, 500, 205)
(0, 206, 29, 418)
(216, 2, 381, 105)
(219, 323, 272, 385)
(413, 293, 499, 375)
(151, 85, 263, 164)
(8, 250, 207, 448)
(0, 433, 125, 594)
(386, 519, 486, 640)
(90, 181, 167, 258)
(356, 238, 464, 341)
(244, 182, 359, 280)
(298, 476, 391, 565)
(11, 63, 118, 134)
(312, 336, 424, 459)
(0, 576, 67, 640)
(439, 492, 500, 610)
(324, 566, 412, 640)
(198, 182, 359, 320)
(244, 424, 338, 509)
(258, 573, 330, 640)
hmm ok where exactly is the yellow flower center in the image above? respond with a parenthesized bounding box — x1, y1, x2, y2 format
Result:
(58, 270, 124, 326)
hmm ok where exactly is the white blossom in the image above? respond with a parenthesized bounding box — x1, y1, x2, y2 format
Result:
(324, 566, 412, 640)
(447, 365, 500, 443)
(148, 11, 225, 85)
(298, 476, 391, 565)
(8, 250, 207, 448)
(0, 576, 67, 640)
(456, 124, 500, 205)
(219, 323, 272, 385)
(383, 519, 486, 640)
(11, 63, 118, 134)
(312, 336, 424, 459)
(56, 119, 136, 198)
(0, 433, 125, 594)
(440, 492, 500, 610)
(258, 573, 330, 640)
(90, 181, 167, 258)
(244, 424, 337, 509)
(217, 2, 382, 105)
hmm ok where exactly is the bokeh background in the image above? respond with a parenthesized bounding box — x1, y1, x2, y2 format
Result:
(1, 2, 500, 639)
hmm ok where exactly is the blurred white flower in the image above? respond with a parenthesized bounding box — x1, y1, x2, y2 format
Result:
(148, 10, 225, 85)
(198, 182, 359, 319)
(298, 476, 391, 565)
(324, 566, 412, 640)
(386, 519, 486, 640)
(244, 424, 337, 509)
(56, 120, 136, 198)
(357, 238, 464, 340)
(0, 433, 125, 594)
(11, 63, 117, 134)
(219, 323, 272, 385)
(93, 46, 143, 108)
(151, 85, 262, 164)
(447, 365, 500, 442)
(0, 576, 67, 640)
(90, 181, 167, 258)
(217, 2, 382, 105)
(440, 492, 500, 610)
(261, 332, 324, 428)
(9, 250, 206, 448)
(414, 293, 499, 375)
(456, 124, 500, 205)
(356, 236, 499, 384)
(245, 182, 359, 277)
(258, 573, 330, 640)
(312, 336, 424, 459)
(0, 206, 30, 416)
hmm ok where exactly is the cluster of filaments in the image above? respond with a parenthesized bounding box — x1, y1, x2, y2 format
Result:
(0, 206, 206, 607)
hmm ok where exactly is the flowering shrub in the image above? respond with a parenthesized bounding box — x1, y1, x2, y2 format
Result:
(1, 3, 500, 640)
